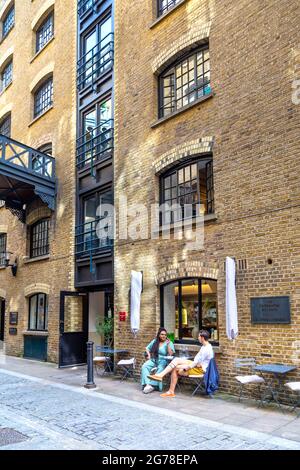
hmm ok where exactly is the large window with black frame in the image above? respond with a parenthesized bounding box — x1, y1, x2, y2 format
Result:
(30, 219, 49, 259)
(36, 12, 54, 52)
(157, 0, 181, 17)
(0, 113, 11, 137)
(161, 278, 219, 344)
(0, 233, 6, 266)
(28, 293, 48, 331)
(34, 77, 53, 118)
(0, 60, 13, 92)
(159, 45, 211, 118)
(77, 97, 113, 167)
(77, 190, 113, 255)
(2, 5, 14, 38)
(78, 14, 113, 90)
(160, 156, 214, 225)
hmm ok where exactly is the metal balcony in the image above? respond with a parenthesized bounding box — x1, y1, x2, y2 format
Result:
(0, 134, 56, 221)
(75, 218, 113, 258)
(76, 119, 113, 169)
(77, 33, 114, 91)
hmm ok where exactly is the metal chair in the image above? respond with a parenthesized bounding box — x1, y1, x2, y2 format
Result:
(284, 382, 300, 417)
(187, 373, 205, 396)
(117, 357, 137, 381)
(234, 358, 265, 403)
(93, 346, 113, 376)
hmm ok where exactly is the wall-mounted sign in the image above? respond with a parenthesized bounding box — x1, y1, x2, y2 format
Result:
(9, 312, 18, 325)
(9, 327, 17, 335)
(251, 296, 290, 324)
(119, 311, 126, 322)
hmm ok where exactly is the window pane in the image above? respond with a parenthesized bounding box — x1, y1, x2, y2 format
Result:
(36, 13, 54, 52)
(29, 295, 37, 330)
(3, 7, 14, 37)
(199, 162, 208, 215)
(0, 233, 6, 266)
(163, 282, 179, 341)
(201, 280, 218, 340)
(34, 79, 53, 117)
(37, 294, 46, 330)
(181, 279, 199, 340)
(84, 195, 97, 223)
(0, 115, 11, 137)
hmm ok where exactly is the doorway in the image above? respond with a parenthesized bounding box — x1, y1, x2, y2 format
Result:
(0, 298, 5, 342)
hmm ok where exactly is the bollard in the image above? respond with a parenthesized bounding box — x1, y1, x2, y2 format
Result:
(84, 341, 96, 389)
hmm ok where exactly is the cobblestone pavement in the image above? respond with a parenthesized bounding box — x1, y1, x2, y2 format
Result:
(0, 369, 300, 450)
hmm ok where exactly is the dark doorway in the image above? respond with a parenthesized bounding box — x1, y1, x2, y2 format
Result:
(59, 291, 88, 367)
(0, 299, 5, 342)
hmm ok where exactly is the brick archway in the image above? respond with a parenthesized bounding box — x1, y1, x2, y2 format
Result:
(155, 261, 219, 285)
(24, 283, 50, 297)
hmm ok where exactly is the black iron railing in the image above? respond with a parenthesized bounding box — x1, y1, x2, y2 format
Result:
(78, 0, 94, 17)
(77, 33, 114, 90)
(75, 218, 113, 257)
(76, 119, 113, 168)
(158, 0, 181, 17)
(0, 134, 55, 180)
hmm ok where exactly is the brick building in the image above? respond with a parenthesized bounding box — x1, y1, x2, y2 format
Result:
(113, 0, 300, 391)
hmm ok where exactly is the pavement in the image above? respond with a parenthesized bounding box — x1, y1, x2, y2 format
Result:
(0, 356, 300, 450)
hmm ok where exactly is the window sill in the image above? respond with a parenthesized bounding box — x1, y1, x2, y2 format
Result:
(0, 81, 12, 97)
(23, 330, 48, 337)
(23, 255, 50, 264)
(30, 36, 55, 64)
(28, 106, 53, 127)
(154, 213, 217, 236)
(150, 0, 187, 29)
(151, 92, 213, 129)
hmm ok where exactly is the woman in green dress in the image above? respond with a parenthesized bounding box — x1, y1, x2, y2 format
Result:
(141, 327, 175, 393)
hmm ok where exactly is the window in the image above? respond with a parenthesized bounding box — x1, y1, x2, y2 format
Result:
(158, 0, 181, 17)
(2, 5, 14, 38)
(34, 78, 53, 117)
(36, 12, 54, 52)
(30, 219, 49, 258)
(0, 60, 12, 92)
(161, 278, 218, 343)
(28, 293, 48, 331)
(160, 157, 214, 225)
(32, 144, 52, 175)
(0, 114, 11, 137)
(78, 0, 94, 17)
(0, 233, 6, 266)
(159, 46, 211, 117)
(82, 190, 113, 249)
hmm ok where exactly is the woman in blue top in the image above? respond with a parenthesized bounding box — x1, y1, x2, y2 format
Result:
(141, 327, 175, 394)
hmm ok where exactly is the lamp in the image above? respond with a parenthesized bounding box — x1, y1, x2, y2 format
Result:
(4, 252, 18, 276)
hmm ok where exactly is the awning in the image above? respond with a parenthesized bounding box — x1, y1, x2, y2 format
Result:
(225, 256, 238, 340)
(0, 134, 56, 221)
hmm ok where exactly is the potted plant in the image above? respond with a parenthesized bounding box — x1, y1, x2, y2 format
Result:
(96, 316, 114, 347)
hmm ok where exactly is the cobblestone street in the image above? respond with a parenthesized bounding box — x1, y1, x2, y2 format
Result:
(0, 368, 300, 450)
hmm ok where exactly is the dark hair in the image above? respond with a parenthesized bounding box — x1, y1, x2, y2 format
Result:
(199, 330, 210, 340)
(150, 327, 168, 359)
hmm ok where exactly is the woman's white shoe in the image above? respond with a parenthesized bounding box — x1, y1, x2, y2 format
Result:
(143, 384, 155, 394)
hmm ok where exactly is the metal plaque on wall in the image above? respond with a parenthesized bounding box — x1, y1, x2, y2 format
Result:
(250, 296, 290, 324)
(9, 312, 18, 325)
(9, 328, 17, 335)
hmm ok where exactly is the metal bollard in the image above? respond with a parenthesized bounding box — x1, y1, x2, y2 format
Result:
(84, 341, 96, 389)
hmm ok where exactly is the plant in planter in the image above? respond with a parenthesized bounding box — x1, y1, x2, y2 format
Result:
(96, 316, 114, 347)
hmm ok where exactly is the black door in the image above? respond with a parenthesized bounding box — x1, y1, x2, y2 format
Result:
(59, 292, 88, 367)
(0, 299, 5, 342)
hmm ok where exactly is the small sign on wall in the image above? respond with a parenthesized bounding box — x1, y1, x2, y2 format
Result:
(251, 296, 291, 324)
(9, 328, 17, 335)
(9, 312, 18, 325)
(119, 311, 127, 322)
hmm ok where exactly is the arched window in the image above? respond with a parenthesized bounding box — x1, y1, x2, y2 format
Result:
(161, 278, 218, 344)
(159, 45, 210, 117)
(0, 59, 13, 92)
(28, 293, 48, 331)
(34, 77, 53, 118)
(0, 113, 11, 137)
(2, 4, 14, 39)
(36, 11, 54, 53)
(30, 219, 50, 258)
(157, 0, 181, 17)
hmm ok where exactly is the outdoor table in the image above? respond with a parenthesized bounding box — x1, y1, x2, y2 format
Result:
(95, 346, 129, 373)
(254, 363, 297, 411)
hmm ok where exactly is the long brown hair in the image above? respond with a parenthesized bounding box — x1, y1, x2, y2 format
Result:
(150, 327, 168, 359)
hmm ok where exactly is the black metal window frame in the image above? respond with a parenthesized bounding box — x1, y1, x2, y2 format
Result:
(160, 155, 214, 225)
(0, 233, 6, 266)
(78, 14, 113, 91)
(0, 60, 13, 92)
(78, 0, 94, 17)
(159, 45, 211, 118)
(36, 12, 54, 53)
(2, 5, 14, 38)
(160, 277, 219, 344)
(157, 0, 181, 17)
(30, 219, 50, 259)
(0, 114, 11, 137)
(28, 293, 48, 331)
(34, 77, 53, 118)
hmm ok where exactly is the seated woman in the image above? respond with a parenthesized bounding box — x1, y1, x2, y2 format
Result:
(141, 327, 175, 394)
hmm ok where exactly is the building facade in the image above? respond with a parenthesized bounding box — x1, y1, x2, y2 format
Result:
(113, 0, 300, 391)
(0, 0, 77, 363)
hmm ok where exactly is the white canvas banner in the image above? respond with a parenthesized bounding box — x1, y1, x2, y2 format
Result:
(226, 257, 238, 340)
(130, 270, 143, 336)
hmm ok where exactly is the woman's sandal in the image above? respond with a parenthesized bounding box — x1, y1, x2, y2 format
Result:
(160, 391, 176, 398)
(147, 374, 163, 382)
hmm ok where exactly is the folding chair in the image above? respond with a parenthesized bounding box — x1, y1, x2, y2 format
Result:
(188, 373, 205, 396)
(93, 346, 113, 376)
(117, 358, 137, 381)
(234, 358, 264, 403)
(284, 382, 300, 417)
